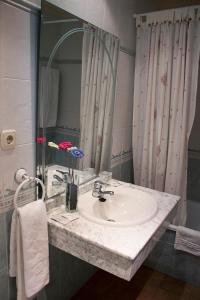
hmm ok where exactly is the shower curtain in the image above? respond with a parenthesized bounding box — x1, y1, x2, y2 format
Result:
(133, 7, 200, 225)
(80, 25, 119, 173)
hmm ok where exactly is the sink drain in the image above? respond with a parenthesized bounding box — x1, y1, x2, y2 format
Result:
(106, 219, 116, 222)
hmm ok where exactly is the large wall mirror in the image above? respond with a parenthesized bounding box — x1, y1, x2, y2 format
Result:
(37, 0, 119, 199)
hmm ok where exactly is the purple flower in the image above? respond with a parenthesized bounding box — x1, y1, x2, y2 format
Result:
(71, 149, 84, 159)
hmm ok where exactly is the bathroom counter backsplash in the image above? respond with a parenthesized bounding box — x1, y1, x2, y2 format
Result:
(47, 180, 180, 281)
(45, 172, 112, 212)
(45, 175, 101, 212)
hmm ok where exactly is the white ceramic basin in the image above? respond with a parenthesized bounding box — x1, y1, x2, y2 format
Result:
(78, 185, 158, 227)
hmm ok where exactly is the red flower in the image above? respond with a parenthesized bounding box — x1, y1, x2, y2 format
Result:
(37, 137, 46, 144)
(58, 142, 73, 150)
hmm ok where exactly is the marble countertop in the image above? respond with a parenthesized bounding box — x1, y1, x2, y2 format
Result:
(47, 180, 180, 280)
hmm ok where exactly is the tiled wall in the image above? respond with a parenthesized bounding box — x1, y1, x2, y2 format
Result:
(0, 2, 37, 180)
(0, 2, 38, 299)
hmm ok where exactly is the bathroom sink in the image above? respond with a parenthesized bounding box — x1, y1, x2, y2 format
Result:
(78, 185, 158, 227)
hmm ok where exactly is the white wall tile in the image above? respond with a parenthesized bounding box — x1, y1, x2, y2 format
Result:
(0, 2, 38, 185)
(0, 78, 35, 146)
(1, 3, 31, 79)
(0, 143, 35, 182)
(29, 13, 39, 82)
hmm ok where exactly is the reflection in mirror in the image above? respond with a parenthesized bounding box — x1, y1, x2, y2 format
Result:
(37, 1, 119, 199)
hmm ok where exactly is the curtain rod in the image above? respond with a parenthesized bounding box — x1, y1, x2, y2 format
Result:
(133, 4, 200, 18)
(43, 19, 79, 24)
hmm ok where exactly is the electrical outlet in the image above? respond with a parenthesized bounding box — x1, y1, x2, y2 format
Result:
(0, 129, 16, 150)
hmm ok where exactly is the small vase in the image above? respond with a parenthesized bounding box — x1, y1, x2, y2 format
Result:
(65, 182, 78, 212)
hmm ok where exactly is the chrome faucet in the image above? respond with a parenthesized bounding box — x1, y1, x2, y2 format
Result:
(56, 170, 69, 182)
(52, 170, 69, 185)
(92, 180, 114, 202)
(53, 174, 64, 183)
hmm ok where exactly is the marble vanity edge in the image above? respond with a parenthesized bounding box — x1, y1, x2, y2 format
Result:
(68, 194, 179, 261)
(48, 203, 177, 281)
(46, 179, 180, 281)
(134, 195, 179, 255)
(48, 221, 133, 281)
(48, 215, 136, 260)
(128, 206, 178, 279)
(47, 182, 180, 261)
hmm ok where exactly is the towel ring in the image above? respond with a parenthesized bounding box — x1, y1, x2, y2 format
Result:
(14, 169, 45, 209)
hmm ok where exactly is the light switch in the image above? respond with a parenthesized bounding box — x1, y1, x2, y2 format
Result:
(0, 129, 16, 150)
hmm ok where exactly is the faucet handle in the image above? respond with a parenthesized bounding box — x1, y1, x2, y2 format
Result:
(94, 181, 103, 191)
(93, 180, 108, 191)
(93, 181, 104, 197)
(94, 180, 104, 186)
(92, 180, 114, 199)
(94, 180, 109, 187)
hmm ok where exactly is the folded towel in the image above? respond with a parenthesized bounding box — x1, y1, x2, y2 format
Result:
(174, 226, 200, 256)
(10, 200, 49, 299)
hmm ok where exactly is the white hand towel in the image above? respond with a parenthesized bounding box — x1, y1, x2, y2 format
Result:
(10, 200, 49, 299)
(174, 226, 200, 256)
